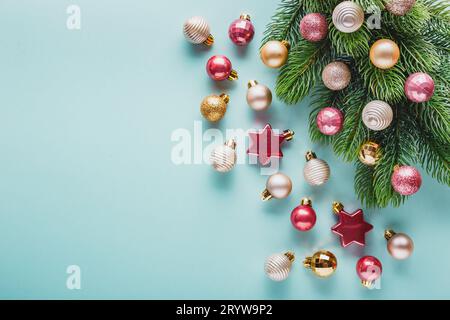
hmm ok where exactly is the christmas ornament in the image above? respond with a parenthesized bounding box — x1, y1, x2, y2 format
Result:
(228, 13, 255, 46)
(200, 93, 229, 122)
(290, 198, 316, 231)
(322, 62, 351, 91)
(316, 107, 344, 135)
(303, 250, 337, 278)
(332, 1, 365, 33)
(246, 80, 272, 111)
(385, 0, 416, 16)
(391, 165, 422, 196)
(206, 55, 238, 81)
(247, 123, 295, 166)
(370, 39, 400, 69)
(358, 141, 381, 166)
(261, 172, 292, 201)
(362, 100, 393, 131)
(300, 13, 328, 42)
(209, 139, 237, 173)
(260, 40, 290, 68)
(356, 256, 382, 288)
(385, 229, 414, 260)
(183, 16, 214, 46)
(331, 202, 373, 247)
(303, 151, 330, 186)
(404, 72, 435, 103)
(264, 251, 295, 281)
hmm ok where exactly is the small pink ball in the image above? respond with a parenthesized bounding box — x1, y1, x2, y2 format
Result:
(391, 165, 422, 196)
(316, 107, 344, 135)
(356, 256, 382, 282)
(228, 17, 255, 46)
(206, 55, 233, 81)
(404, 72, 435, 103)
(300, 13, 328, 42)
(290, 203, 317, 231)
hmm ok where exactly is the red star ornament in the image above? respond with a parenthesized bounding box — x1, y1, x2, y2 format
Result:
(331, 202, 373, 247)
(247, 123, 294, 165)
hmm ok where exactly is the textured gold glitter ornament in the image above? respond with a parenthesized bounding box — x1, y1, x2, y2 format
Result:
(265, 251, 295, 281)
(183, 16, 214, 46)
(332, 1, 365, 33)
(370, 39, 400, 69)
(200, 93, 229, 122)
(303, 151, 330, 186)
(260, 40, 290, 68)
(210, 139, 237, 173)
(322, 61, 351, 91)
(385, 0, 416, 16)
(303, 250, 337, 278)
(358, 141, 381, 166)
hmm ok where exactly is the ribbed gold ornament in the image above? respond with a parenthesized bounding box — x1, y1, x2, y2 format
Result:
(183, 16, 214, 46)
(209, 139, 237, 173)
(303, 151, 330, 186)
(200, 93, 229, 122)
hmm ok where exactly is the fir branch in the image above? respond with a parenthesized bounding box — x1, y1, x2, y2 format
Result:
(328, 23, 371, 58)
(354, 162, 377, 208)
(381, 1, 430, 34)
(353, 0, 385, 11)
(301, 0, 340, 13)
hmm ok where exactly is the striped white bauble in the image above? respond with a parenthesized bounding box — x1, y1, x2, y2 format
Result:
(264, 252, 295, 281)
(210, 139, 237, 173)
(303, 151, 330, 186)
(183, 16, 212, 44)
(362, 100, 393, 131)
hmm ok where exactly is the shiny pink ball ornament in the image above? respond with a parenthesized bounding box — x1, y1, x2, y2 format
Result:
(300, 13, 328, 42)
(206, 55, 238, 81)
(404, 72, 435, 103)
(290, 198, 317, 231)
(228, 14, 255, 46)
(356, 256, 382, 288)
(391, 165, 422, 196)
(316, 107, 344, 135)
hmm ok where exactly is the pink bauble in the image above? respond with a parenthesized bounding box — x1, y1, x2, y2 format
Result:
(228, 17, 255, 46)
(316, 107, 344, 135)
(404, 72, 435, 103)
(391, 165, 422, 196)
(290, 204, 317, 231)
(206, 55, 232, 81)
(356, 256, 382, 282)
(300, 13, 328, 42)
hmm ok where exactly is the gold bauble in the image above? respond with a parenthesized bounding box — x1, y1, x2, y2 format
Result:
(200, 93, 229, 122)
(358, 141, 381, 166)
(322, 61, 351, 91)
(260, 40, 290, 68)
(303, 250, 337, 278)
(370, 39, 400, 69)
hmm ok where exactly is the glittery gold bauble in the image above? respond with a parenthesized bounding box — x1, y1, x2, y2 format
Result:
(200, 93, 229, 122)
(260, 40, 290, 68)
(303, 250, 337, 278)
(322, 61, 351, 91)
(183, 16, 214, 46)
(362, 100, 393, 131)
(210, 139, 237, 173)
(332, 1, 365, 33)
(303, 151, 330, 186)
(370, 39, 400, 69)
(265, 251, 295, 281)
(385, 0, 416, 16)
(358, 141, 381, 166)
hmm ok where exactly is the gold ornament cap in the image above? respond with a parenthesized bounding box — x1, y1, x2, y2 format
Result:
(261, 189, 273, 201)
(282, 129, 295, 141)
(248, 80, 258, 88)
(300, 197, 312, 206)
(228, 70, 239, 81)
(203, 34, 214, 46)
(220, 93, 230, 104)
(225, 138, 236, 149)
(361, 280, 375, 289)
(240, 13, 251, 21)
(332, 201, 344, 214)
(281, 40, 290, 50)
(384, 229, 397, 241)
(284, 251, 295, 262)
(305, 151, 317, 161)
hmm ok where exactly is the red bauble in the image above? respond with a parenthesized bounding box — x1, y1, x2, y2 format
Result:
(356, 256, 382, 283)
(290, 199, 317, 231)
(247, 123, 294, 166)
(206, 55, 237, 81)
(331, 203, 373, 247)
(404, 72, 435, 103)
(228, 15, 255, 46)
(316, 107, 344, 135)
(391, 165, 422, 196)
(300, 13, 328, 42)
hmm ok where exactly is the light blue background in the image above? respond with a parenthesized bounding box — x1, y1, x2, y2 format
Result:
(0, 0, 449, 299)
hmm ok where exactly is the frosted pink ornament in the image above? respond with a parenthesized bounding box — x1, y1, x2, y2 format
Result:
(316, 107, 344, 135)
(404, 72, 435, 103)
(300, 13, 328, 42)
(391, 165, 422, 196)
